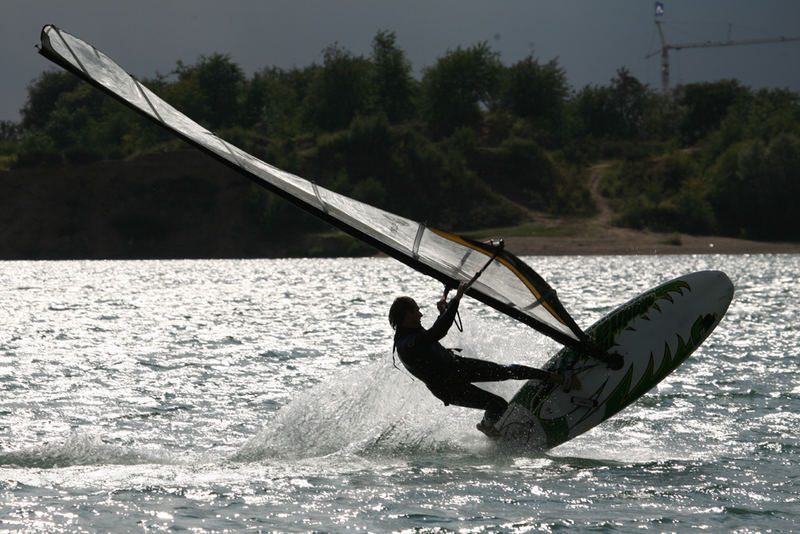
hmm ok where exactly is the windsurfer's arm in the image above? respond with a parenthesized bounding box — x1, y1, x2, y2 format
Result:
(424, 283, 467, 343)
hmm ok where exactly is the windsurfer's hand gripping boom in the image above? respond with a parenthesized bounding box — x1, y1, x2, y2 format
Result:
(437, 282, 468, 315)
(438, 239, 504, 315)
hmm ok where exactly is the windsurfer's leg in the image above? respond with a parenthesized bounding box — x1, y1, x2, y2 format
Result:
(506, 364, 552, 381)
(453, 356, 550, 382)
(452, 356, 512, 381)
(437, 383, 508, 420)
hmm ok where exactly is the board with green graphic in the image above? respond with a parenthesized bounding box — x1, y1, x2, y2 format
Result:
(492, 270, 734, 449)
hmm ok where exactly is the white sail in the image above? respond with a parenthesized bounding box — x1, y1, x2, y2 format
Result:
(38, 24, 590, 350)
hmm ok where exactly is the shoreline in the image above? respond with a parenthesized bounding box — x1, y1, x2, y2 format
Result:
(498, 229, 800, 257)
(1, 229, 797, 261)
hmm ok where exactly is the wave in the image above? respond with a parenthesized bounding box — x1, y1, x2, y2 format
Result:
(0, 433, 177, 469)
(232, 358, 494, 462)
(232, 321, 553, 461)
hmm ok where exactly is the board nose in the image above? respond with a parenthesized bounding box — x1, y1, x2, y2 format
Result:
(709, 270, 734, 312)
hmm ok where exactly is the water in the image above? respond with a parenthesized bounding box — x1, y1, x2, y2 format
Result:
(0, 255, 797, 532)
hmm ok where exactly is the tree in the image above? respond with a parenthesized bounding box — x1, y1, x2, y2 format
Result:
(709, 133, 800, 239)
(241, 67, 310, 137)
(703, 87, 800, 166)
(20, 70, 80, 132)
(739, 88, 800, 141)
(500, 54, 569, 144)
(607, 67, 648, 139)
(573, 83, 614, 139)
(676, 80, 747, 145)
(574, 68, 649, 140)
(370, 30, 416, 122)
(302, 44, 373, 132)
(165, 53, 246, 130)
(0, 121, 20, 141)
(758, 133, 800, 239)
(421, 42, 502, 137)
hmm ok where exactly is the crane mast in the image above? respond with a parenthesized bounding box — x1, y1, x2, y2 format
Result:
(647, 20, 800, 93)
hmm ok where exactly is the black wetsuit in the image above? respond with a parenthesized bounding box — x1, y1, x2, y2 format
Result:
(393, 297, 551, 421)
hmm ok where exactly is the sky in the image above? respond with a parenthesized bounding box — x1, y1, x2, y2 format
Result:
(3, 0, 800, 123)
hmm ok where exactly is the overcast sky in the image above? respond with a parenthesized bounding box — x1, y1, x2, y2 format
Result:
(3, 0, 800, 123)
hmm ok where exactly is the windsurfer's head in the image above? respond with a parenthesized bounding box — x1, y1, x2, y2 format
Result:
(389, 296, 421, 330)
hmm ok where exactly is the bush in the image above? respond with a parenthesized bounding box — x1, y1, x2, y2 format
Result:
(65, 147, 103, 164)
(15, 133, 62, 167)
(709, 134, 800, 240)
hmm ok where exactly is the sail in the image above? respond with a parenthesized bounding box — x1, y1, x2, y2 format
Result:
(37, 24, 590, 351)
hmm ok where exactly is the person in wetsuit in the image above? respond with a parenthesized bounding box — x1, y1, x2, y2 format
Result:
(389, 282, 565, 434)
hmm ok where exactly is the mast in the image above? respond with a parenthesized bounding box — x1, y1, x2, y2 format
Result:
(646, 20, 800, 93)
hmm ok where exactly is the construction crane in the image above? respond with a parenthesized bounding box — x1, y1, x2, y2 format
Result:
(646, 20, 800, 93)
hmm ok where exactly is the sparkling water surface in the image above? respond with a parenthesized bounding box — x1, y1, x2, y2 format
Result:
(0, 255, 797, 532)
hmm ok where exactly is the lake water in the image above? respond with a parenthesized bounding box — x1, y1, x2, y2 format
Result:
(0, 255, 797, 532)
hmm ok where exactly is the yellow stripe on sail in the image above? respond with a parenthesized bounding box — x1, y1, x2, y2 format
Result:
(428, 228, 568, 326)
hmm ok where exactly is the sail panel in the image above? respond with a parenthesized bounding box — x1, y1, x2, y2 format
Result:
(316, 187, 420, 256)
(38, 24, 585, 347)
(227, 145, 323, 210)
(48, 28, 158, 121)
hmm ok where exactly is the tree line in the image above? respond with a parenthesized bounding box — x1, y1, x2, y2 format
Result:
(2, 30, 799, 241)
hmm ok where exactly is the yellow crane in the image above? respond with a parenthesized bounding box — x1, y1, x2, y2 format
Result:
(646, 19, 800, 93)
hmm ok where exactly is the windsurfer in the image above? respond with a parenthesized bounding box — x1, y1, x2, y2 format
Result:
(389, 282, 570, 435)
